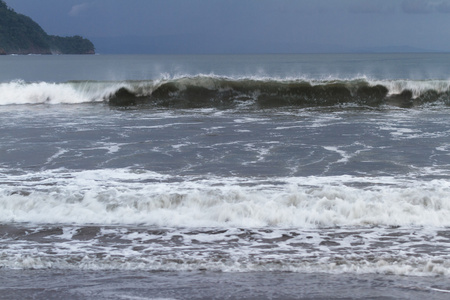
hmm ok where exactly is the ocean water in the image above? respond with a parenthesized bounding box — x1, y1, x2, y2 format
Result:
(2, 53, 450, 299)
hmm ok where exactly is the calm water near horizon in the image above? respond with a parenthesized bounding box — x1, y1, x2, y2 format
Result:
(1, 53, 450, 299)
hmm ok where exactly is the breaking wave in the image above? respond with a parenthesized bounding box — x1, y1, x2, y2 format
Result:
(1, 76, 450, 108)
(2, 168, 450, 228)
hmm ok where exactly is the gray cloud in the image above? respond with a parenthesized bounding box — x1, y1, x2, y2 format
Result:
(401, 0, 432, 13)
(349, 0, 395, 14)
(69, 2, 92, 17)
(401, 0, 450, 14)
(436, 1, 450, 12)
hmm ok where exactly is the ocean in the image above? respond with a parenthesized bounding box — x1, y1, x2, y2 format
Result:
(1, 53, 450, 299)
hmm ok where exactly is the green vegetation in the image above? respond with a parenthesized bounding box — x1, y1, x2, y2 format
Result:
(49, 35, 95, 55)
(0, 0, 94, 54)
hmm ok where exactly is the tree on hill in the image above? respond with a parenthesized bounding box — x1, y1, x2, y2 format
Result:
(49, 35, 95, 55)
(0, 0, 94, 54)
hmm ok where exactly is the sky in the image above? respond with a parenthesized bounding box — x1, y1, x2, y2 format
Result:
(4, 0, 450, 54)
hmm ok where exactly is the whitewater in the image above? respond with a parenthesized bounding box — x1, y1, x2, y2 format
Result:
(1, 76, 450, 107)
(2, 53, 450, 299)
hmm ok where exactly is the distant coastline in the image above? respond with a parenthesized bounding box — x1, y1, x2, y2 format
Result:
(0, 0, 94, 55)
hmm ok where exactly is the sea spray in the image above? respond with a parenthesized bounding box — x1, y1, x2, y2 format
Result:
(1, 76, 450, 107)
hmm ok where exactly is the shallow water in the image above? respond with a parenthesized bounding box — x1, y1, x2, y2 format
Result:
(2, 270, 450, 300)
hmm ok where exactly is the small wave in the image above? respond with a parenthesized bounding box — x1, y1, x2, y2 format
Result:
(2, 224, 450, 276)
(1, 76, 450, 108)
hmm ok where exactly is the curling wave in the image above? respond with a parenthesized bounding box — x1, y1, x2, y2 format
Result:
(1, 76, 450, 108)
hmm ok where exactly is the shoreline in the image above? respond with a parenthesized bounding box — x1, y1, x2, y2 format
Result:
(2, 270, 450, 299)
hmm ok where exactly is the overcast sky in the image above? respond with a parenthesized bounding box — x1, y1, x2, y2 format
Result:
(5, 0, 450, 54)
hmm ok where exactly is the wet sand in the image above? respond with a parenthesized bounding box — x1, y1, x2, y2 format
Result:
(1, 270, 450, 300)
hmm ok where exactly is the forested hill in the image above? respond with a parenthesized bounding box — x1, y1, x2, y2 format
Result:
(0, 0, 94, 54)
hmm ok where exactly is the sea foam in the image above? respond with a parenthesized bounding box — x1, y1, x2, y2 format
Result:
(1, 168, 450, 228)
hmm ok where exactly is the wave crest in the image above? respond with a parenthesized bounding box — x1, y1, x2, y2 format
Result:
(2, 76, 450, 108)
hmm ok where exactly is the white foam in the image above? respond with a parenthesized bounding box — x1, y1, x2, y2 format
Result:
(1, 169, 450, 228)
(0, 80, 142, 105)
(323, 146, 350, 163)
(46, 148, 68, 164)
(369, 79, 450, 98)
(2, 225, 450, 276)
(234, 117, 267, 123)
(0, 80, 94, 105)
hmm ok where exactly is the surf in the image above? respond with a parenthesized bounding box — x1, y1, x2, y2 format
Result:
(2, 168, 450, 228)
(1, 76, 450, 108)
